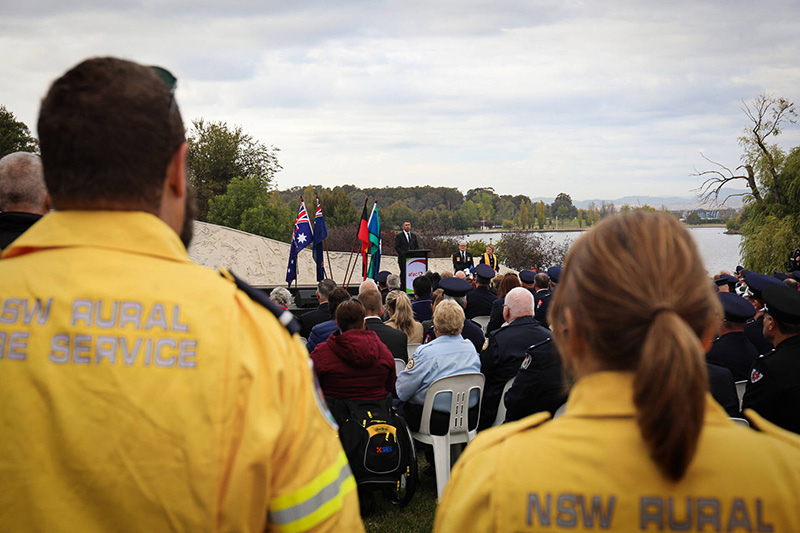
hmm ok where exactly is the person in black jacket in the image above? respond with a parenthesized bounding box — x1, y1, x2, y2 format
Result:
(706, 292, 759, 381)
(394, 221, 418, 276)
(742, 284, 800, 433)
(359, 288, 408, 362)
(298, 278, 337, 339)
(503, 338, 567, 423)
(465, 264, 497, 319)
(478, 287, 550, 430)
(451, 240, 474, 273)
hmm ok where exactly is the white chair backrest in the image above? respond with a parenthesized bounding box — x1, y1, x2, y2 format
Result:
(553, 402, 567, 419)
(395, 358, 406, 375)
(472, 315, 491, 333)
(418, 373, 485, 439)
(491, 376, 517, 427)
(407, 343, 421, 360)
(735, 380, 747, 410)
(730, 417, 750, 427)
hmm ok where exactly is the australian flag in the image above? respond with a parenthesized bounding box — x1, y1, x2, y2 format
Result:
(313, 197, 328, 281)
(286, 200, 313, 286)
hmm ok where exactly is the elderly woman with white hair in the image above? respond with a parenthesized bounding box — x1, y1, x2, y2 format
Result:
(396, 300, 481, 434)
(269, 286, 292, 310)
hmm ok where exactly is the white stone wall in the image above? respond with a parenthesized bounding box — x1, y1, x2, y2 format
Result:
(188, 221, 510, 286)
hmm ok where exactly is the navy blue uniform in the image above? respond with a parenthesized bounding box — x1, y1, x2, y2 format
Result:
(706, 362, 740, 417)
(477, 316, 551, 430)
(533, 289, 552, 328)
(503, 339, 567, 423)
(486, 297, 505, 334)
(742, 335, 800, 434)
(465, 286, 496, 319)
(745, 316, 773, 355)
(705, 331, 760, 382)
(423, 318, 485, 354)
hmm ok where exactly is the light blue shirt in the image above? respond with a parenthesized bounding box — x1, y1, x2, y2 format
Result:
(396, 334, 481, 411)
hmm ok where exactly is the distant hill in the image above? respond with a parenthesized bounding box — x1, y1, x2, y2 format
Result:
(531, 188, 749, 211)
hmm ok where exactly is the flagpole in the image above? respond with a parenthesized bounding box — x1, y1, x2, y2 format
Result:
(317, 193, 332, 282)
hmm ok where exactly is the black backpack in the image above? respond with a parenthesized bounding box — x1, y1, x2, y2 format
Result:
(327, 395, 417, 508)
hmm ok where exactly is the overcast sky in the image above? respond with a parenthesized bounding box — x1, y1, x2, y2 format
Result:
(2, 0, 799, 201)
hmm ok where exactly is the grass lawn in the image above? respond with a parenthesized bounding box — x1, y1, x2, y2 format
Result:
(363, 450, 439, 533)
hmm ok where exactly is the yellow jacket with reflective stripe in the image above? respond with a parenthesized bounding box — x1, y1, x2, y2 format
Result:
(435, 371, 800, 532)
(0, 211, 362, 532)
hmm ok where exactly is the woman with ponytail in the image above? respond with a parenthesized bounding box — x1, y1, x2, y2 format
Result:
(385, 290, 423, 344)
(435, 212, 800, 532)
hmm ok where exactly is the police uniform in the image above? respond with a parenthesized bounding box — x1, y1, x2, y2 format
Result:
(742, 285, 800, 434)
(478, 316, 551, 430)
(533, 288, 552, 328)
(465, 265, 498, 319)
(706, 292, 760, 381)
(0, 212, 361, 532)
(424, 277, 485, 353)
(742, 272, 783, 355)
(503, 338, 567, 422)
(435, 372, 800, 532)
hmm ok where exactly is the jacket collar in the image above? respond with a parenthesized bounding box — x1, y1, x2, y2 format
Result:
(2, 210, 190, 263)
(563, 371, 731, 424)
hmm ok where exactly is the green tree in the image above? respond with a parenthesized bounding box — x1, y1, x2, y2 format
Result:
(515, 199, 535, 229)
(0, 105, 38, 157)
(319, 187, 358, 228)
(187, 119, 281, 220)
(535, 201, 546, 229)
(696, 95, 799, 272)
(207, 176, 293, 241)
(551, 192, 578, 220)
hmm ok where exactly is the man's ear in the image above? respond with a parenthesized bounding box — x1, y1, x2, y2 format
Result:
(165, 142, 188, 199)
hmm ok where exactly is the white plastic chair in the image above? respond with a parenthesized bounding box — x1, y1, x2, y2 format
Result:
(395, 358, 407, 375)
(410, 372, 484, 500)
(491, 376, 517, 427)
(553, 402, 567, 419)
(472, 315, 491, 333)
(735, 380, 747, 410)
(407, 343, 421, 360)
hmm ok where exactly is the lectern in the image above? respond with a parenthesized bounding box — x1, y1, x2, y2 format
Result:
(402, 249, 430, 293)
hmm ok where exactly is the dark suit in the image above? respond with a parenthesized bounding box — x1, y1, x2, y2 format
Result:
(364, 317, 408, 362)
(452, 250, 474, 272)
(299, 302, 329, 339)
(742, 335, 800, 434)
(465, 286, 496, 319)
(478, 315, 551, 430)
(394, 231, 419, 271)
(504, 339, 567, 423)
(706, 362, 740, 417)
(486, 297, 505, 334)
(706, 331, 760, 382)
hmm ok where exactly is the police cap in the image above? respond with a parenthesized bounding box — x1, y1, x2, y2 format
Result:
(547, 266, 562, 283)
(439, 277, 471, 297)
(376, 270, 390, 284)
(763, 284, 800, 325)
(773, 271, 789, 281)
(519, 270, 536, 284)
(714, 273, 738, 287)
(718, 292, 755, 322)
(744, 272, 783, 300)
(474, 264, 495, 282)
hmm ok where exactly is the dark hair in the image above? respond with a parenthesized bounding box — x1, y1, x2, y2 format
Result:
(498, 272, 521, 299)
(413, 275, 432, 297)
(335, 299, 365, 332)
(327, 288, 352, 318)
(534, 273, 550, 290)
(38, 57, 185, 212)
(550, 212, 719, 482)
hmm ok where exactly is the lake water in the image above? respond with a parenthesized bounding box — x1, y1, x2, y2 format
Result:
(464, 226, 742, 275)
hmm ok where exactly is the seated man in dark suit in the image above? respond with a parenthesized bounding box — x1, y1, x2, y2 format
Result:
(478, 287, 550, 430)
(360, 289, 408, 362)
(298, 278, 337, 339)
(411, 275, 433, 322)
(451, 240, 474, 273)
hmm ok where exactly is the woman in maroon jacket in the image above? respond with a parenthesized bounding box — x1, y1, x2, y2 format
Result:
(310, 298, 396, 400)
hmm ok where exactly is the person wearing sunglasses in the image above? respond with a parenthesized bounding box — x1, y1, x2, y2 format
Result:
(0, 57, 361, 532)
